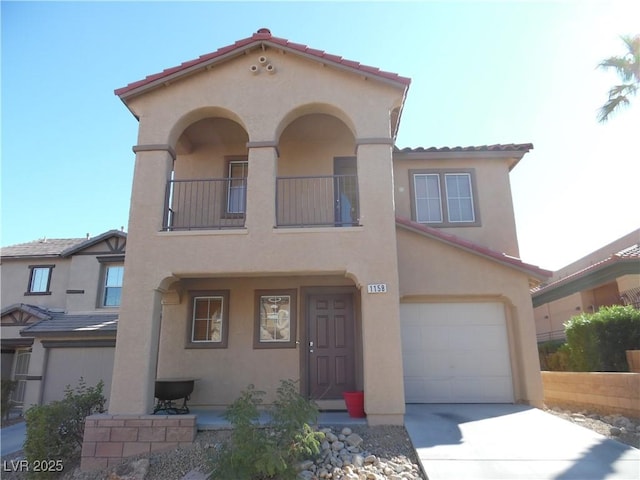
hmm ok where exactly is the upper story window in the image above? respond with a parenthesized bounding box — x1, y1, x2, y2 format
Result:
(410, 169, 480, 227)
(103, 265, 124, 307)
(227, 159, 248, 214)
(26, 265, 54, 295)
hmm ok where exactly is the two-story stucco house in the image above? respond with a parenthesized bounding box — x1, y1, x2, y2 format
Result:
(0, 230, 126, 412)
(96, 29, 549, 462)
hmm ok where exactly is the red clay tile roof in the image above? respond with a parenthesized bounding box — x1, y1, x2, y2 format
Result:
(115, 28, 411, 98)
(532, 243, 640, 295)
(395, 144, 534, 153)
(396, 216, 552, 281)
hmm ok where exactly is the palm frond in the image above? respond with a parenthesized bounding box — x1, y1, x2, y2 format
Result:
(597, 94, 631, 123)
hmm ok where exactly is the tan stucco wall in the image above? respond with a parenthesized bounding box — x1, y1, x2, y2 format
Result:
(396, 227, 543, 407)
(618, 274, 640, 293)
(0, 258, 71, 309)
(533, 292, 583, 339)
(110, 46, 406, 424)
(393, 155, 520, 256)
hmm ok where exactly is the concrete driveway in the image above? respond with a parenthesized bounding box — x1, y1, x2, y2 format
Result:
(405, 404, 640, 480)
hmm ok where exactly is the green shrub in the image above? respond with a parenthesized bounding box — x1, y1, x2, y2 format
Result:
(564, 305, 640, 372)
(24, 378, 105, 477)
(1, 379, 18, 422)
(213, 379, 324, 480)
(546, 344, 571, 371)
(538, 339, 566, 371)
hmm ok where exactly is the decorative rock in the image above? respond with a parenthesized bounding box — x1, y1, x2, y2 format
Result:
(346, 433, 364, 448)
(342, 427, 353, 436)
(610, 426, 622, 436)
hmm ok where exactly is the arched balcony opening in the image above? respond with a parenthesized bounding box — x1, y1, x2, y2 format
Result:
(164, 117, 249, 230)
(276, 113, 358, 227)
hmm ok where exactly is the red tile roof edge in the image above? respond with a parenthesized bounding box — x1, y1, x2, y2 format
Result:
(395, 143, 534, 153)
(395, 216, 552, 280)
(115, 28, 411, 98)
(531, 244, 640, 295)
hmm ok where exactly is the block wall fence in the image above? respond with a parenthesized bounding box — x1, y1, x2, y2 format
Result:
(541, 372, 640, 418)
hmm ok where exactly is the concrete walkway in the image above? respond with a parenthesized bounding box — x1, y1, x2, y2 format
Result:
(405, 404, 640, 480)
(1, 421, 26, 456)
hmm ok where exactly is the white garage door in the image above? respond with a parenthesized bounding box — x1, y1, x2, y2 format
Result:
(42, 347, 115, 405)
(401, 302, 514, 403)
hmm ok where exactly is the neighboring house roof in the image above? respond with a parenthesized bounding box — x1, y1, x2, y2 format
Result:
(1, 230, 126, 259)
(1, 303, 52, 323)
(115, 28, 411, 100)
(396, 216, 552, 283)
(19, 308, 118, 338)
(531, 243, 640, 307)
(394, 143, 534, 171)
(0, 238, 86, 258)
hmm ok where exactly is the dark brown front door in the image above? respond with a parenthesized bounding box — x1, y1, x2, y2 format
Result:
(307, 293, 356, 399)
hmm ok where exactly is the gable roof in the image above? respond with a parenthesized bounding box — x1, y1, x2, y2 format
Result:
(531, 243, 640, 306)
(396, 216, 551, 283)
(1, 230, 126, 259)
(115, 28, 411, 100)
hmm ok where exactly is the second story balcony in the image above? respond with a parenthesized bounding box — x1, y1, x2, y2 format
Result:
(162, 175, 359, 231)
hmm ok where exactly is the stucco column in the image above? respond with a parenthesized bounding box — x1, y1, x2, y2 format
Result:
(108, 146, 174, 414)
(355, 140, 405, 425)
(245, 143, 277, 235)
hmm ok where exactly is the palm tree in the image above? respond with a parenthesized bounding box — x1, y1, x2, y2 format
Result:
(597, 34, 640, 123)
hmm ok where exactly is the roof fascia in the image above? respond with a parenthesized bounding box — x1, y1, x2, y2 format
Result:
(118, 39, 410, 102)
(1, 303, 51, 320)
(531, 260, 640, 307)
(394, 149, 527, 170)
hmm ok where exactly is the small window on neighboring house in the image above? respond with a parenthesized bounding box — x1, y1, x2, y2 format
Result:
(227, 160, 248, 214)
(26, 265, 54, 295)
(411, 169, 480, 227)
(103, 265, 124, 307)
(187, 290, 230, 348)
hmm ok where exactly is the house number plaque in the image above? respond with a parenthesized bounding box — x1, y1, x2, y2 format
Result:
(367, 283, 388, 294)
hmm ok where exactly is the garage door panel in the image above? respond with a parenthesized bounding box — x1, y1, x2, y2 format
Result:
(43, 347, 115, 405)
(401, 302, 513, 403)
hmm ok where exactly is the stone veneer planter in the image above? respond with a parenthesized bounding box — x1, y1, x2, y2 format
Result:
(80, 414, 197, 471)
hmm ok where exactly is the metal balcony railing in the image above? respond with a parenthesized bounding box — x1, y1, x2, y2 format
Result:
(163, 178, 247, 230)
(162, 175, 360, 230)
(276, 175, 359, 227)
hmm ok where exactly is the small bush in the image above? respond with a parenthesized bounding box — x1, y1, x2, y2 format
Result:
(24, 378, 105, 477)
(564, 305, 640, 371)
(538, 339, 566, 371)
(213, 379, 324, 480)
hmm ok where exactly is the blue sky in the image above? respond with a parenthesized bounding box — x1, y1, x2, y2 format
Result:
(2, 0, 639, 270)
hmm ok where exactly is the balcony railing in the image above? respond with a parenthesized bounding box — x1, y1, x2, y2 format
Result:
(162, 175, 360, 230)
(163, 178, 246, 230)
(276, 175, 359, 227)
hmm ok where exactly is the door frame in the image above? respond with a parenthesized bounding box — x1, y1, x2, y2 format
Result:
(299, 286, 361, 400)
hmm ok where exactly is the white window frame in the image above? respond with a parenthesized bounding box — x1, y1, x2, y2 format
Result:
(413, 173, 443, 223)
(26, 265, 54, 295)
(187, 290, 230, 348)
(102, 264, 124, 307)
(444, 173, 476, 223)
(410, 169, 480, 227)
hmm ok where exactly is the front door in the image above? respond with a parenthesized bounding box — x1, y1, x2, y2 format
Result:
(307, 293, 356, 399)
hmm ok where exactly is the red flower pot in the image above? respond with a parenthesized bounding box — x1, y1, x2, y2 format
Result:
(343, 391, 365, 418)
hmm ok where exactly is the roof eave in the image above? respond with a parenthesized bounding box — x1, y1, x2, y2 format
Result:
(116, 38, 411, 103)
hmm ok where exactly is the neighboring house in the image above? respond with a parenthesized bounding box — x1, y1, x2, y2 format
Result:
(532, 229, 640, 342)
(0, 230, 126, 411)
(108, 28, 551, 427)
